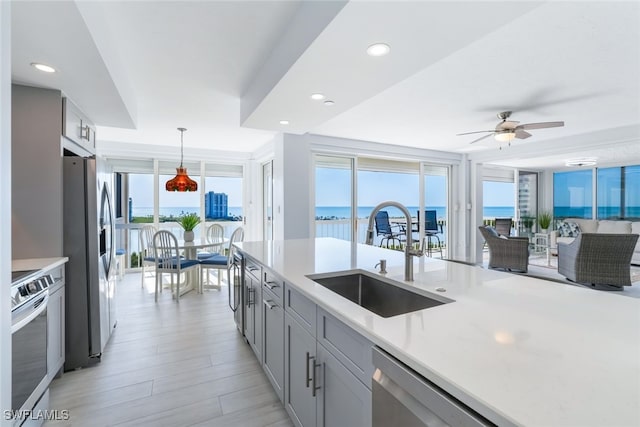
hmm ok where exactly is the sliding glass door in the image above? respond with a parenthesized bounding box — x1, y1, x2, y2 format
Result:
(315, 156, 354, 241)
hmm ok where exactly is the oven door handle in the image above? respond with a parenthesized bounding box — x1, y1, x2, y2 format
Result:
(11, 293, 48, 334)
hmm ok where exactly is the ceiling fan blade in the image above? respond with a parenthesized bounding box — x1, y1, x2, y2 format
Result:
(517, 121, 564, 130)
(469, 133, 494, 144)
(515, 129, 532, 139)
(456, 130, 495, 136)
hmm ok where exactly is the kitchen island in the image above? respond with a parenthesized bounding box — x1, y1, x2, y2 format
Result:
(236, 238, 640, 427)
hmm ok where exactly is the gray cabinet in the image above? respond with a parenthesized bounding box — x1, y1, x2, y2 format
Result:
(263, 286, 284, 402)
(47, 285, 65, 379)
(317, 343, 372, 427)
(285, 312, 318, 427)
(11, 84, 64, 259)
(47, 266, 66, 380)
(240, 256, 374, 427)
(284, 287, 373, 427)
(62, 97, 96, 155)
(244, 261, 262, 361)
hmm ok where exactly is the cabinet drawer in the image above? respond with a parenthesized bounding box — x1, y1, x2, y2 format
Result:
(263, 268, 284, 305)
(317, 308, 374, 389)
(285, 284, 316, 337)
(244, 257, 261, 282)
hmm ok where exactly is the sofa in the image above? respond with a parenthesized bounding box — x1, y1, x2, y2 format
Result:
(550, 218, 640, 265)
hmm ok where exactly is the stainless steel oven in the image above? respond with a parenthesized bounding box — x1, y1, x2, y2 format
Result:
(11, 270, 51, 425)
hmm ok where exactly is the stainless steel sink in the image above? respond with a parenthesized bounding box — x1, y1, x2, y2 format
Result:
(307, 270, 452, 318)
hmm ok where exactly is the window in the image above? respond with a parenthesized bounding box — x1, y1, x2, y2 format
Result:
(553, 170, 593, 219)
(315, 156, 353, 241)
(357, 159, 419, 244)
(597, 167, 621, 219)
(624, 166, 640, 219)
(128, 173, 154, 222)
(596, 165, 640, 220)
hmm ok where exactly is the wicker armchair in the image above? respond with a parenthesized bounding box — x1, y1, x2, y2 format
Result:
(478, 226, 529, 272)
(558, 233, 639, 289)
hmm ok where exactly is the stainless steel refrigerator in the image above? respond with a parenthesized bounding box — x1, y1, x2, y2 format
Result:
(63, 156, 117, 370)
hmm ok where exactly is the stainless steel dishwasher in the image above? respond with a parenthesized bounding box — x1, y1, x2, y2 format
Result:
(372, 347, 496, 427)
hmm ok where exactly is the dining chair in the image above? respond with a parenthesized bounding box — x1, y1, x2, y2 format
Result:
(139, 224, 158, 288)
(152, 230, 200, 302)
(200, 227, 244, 291)
(374, 211, 406, 248)
(197, 223, 225, 260)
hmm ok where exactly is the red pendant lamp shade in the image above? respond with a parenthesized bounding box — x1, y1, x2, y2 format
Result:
(165, 127, 198, 192)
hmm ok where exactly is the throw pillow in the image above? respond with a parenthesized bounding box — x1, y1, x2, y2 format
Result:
(485, 226, 499, 237)
(498, 235, 508, 240)
(559, 221, 581, 238)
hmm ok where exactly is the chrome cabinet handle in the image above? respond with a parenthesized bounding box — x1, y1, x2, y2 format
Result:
(312, 359, 321, 397)
(264, 300, 276, 310)
(246, 286, 254, 306)
(305, 352, 312, 388)
(82, 124, 91, 141)
(265, 281, 279, 290)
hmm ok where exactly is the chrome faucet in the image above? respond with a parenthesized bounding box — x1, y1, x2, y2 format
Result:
(365, 201, 423, 281)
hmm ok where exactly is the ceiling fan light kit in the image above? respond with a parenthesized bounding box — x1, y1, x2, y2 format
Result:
(458, 111, 564, 148)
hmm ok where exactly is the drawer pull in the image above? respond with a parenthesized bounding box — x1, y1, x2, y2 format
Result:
(264, 300, 277, 310)
(265, 281, 280, 290)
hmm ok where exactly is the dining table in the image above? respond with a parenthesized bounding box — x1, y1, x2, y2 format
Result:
(174, 237, 228, 295)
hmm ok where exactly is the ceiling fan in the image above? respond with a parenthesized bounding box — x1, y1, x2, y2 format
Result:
(458, 111, 564, 147)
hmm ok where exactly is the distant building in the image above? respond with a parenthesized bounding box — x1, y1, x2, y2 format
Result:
(205, 191, 228, 219)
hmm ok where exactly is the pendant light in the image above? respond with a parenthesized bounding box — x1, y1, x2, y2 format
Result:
(165, 127, 198, 192)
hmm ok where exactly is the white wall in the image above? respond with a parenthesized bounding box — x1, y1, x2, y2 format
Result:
(272, 134, 312, 240)
(1, 1, 11, 423)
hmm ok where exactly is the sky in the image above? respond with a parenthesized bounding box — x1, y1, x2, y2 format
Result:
(316, 168, 515, 207)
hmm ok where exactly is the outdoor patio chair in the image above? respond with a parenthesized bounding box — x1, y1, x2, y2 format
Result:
(478, 225, 529, 272)
(374, 211, 407, 248)
(417, 210, 443, 258)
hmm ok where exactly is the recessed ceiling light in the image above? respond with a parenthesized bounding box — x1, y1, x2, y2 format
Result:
(31, 62, 56, 73)
(366, 43, 390, 57)
(310, 93, 325, 101)
(323, 100, 335, 106)
(279, 120, 290, 125)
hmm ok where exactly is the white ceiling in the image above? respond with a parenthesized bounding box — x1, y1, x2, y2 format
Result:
(10, 1, 640, 169)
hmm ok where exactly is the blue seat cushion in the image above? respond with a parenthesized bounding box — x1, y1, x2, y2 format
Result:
(116, 249, 126, 256)
(197, 252, 220, 260)
(200, 254, 228, 266)
(159, 259, 199, 269)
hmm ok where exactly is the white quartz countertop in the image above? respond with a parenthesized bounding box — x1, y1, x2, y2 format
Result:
(236, 238, 640, 427)
(12, 257, 69, 273)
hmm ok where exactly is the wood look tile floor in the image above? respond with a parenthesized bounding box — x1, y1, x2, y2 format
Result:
(45, 272, 293, 427)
